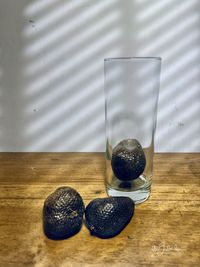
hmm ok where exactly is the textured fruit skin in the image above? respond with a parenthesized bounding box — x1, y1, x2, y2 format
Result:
(85, 197, 135, 238)
(43, 187, 85, 240)
(111, 139, 146, 181)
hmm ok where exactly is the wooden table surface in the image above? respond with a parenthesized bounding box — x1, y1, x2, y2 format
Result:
(0, 153, 199, 267)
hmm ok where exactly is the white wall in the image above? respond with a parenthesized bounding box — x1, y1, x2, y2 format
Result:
(0, 0, 200, 152)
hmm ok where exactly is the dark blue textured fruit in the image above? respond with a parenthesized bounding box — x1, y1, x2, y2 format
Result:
(43, 187, 85, 240)
(111, 139, 146, 181)
(85, 197, 135, 238)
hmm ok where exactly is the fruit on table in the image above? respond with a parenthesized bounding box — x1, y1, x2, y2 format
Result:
(85, 197, 135, 238)
(111, 139, 146, 181)
(43, 187, 85, 239)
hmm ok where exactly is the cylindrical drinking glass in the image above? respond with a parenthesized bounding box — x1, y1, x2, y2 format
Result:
(104, 57, 161, 204)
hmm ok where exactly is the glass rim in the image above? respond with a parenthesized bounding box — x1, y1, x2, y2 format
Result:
(104, 56, 162, 62)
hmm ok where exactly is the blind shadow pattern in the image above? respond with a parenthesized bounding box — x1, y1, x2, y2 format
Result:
(0, 0, 199, 152)
(133, 0, 200, 152)
(23, 0, 123, 151)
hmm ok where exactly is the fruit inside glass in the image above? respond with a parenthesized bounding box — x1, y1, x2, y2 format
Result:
(104, 57, 161, 204)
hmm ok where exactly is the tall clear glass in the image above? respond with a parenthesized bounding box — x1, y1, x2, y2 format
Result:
(104, 57, 161, 204)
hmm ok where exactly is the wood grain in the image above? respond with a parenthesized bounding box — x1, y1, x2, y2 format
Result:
(0, 153, 199, 267)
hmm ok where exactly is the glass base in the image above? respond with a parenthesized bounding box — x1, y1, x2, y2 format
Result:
(106, 184, 151, 204)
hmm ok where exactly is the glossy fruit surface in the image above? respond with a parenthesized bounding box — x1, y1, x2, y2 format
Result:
(43, 187, 85, 239)
(85, 197, 135, 238)
(111, 139, 146, 181)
